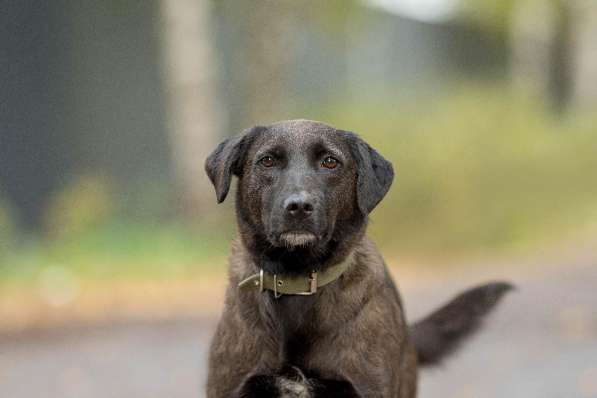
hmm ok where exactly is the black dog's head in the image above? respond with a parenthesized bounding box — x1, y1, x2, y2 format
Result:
(205, 119, 393, 272)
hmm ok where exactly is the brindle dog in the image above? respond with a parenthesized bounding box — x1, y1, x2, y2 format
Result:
(205, 120, 512, 398)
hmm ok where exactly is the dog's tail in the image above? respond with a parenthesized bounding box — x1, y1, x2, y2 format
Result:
(409, 282, 513, 367)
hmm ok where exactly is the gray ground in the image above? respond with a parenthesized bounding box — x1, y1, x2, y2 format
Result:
(1, 255, 596, 398)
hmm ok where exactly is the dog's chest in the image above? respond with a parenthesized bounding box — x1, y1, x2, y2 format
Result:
(264, 294, 321, 363)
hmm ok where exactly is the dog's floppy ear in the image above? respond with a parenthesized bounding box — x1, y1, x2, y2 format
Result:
(344, 132, 394, 214)
(205, 126, 264, 203)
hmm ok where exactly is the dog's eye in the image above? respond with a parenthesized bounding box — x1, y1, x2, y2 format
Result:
(322, 156, 339, 169)
(260, 156, 275, 167)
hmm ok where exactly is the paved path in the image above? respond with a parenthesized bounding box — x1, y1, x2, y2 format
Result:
(1, 255, 596, 397)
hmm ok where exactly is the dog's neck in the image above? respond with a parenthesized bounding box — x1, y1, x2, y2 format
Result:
(257, 243, 347, 276)
(232, 234, 371, 367)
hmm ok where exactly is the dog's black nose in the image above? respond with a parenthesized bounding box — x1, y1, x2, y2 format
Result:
(284, 194, 314, 218)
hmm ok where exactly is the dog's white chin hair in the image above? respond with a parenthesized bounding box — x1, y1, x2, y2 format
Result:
(280, 232, 317, 248)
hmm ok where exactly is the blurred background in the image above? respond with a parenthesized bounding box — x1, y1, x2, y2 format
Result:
(1, 0, 597, 397)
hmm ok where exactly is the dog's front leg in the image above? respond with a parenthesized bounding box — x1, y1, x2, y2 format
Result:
(235, 367, 316, 398)
(234, 374, 280, 398)
(311, 378, 363, 398)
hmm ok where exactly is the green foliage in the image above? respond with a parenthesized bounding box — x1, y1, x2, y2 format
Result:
(43, 175, 115, 239)
(0, 175, 231, 288)
(212, 0, 366, 38)
(456, 0, 565, 37)
(303, 0, 367, 35)
(457, 0, 517, 34)
(0, 221, 230, 288)
(0, 196, 16, 259)
(313, 83, 597, 257)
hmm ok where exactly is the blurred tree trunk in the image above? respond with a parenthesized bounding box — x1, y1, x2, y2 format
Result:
(570, 1, 597, 111)
(215, 0, 358, 131)
(509, 0, 572, 112)
(244, 1, 298, 124)
(159, 0, 222, 216)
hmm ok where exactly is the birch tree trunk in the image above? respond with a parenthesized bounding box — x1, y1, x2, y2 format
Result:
(570, 0, 597, 111)
(159, 0, 222, 216)
(245, 1, 297, 124)
(509, 0, 572, 111)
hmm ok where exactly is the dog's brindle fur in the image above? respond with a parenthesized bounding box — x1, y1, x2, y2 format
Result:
(205, 120, 512, 397)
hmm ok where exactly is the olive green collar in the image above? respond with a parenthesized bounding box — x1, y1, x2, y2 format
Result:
(238, 253, 354, 298)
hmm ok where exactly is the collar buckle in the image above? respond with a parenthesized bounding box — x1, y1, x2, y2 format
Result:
(272, 271, 318, 298)
(295, 271, 318, 296)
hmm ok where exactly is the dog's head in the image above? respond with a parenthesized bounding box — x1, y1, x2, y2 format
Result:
(205, 120, 393, 268)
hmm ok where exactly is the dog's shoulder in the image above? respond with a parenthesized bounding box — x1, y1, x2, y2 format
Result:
(227, 239, 257, 284)
(324, 236, 397, 318)
(347, 236, 389, 284)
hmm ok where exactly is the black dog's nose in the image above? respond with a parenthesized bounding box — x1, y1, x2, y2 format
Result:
(284, 194, 314, 218)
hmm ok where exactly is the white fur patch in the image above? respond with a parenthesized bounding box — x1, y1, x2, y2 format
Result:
(280, 232, 317, 248)
(276, 373, 312, 398)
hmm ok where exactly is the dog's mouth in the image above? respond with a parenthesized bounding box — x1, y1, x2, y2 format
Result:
(279, 231, 318, 248)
